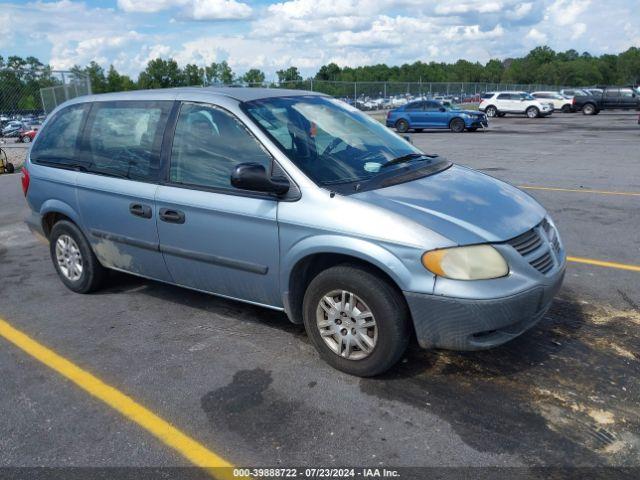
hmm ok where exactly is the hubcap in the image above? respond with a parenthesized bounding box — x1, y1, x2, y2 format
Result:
(316, 290, 377, 360)
(527, 109, 537, 118)
(55, 234, 83, 282)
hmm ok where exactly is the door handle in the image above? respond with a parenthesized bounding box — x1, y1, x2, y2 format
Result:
(159, 208, 185, 224)
(129, 203, 152, 219)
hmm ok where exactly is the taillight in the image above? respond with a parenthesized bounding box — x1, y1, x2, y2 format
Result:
(21, 166, 30, 196)
(572, 97, 576, 105)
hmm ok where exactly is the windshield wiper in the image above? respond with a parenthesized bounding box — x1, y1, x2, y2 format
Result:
(381, 153, 437, 169)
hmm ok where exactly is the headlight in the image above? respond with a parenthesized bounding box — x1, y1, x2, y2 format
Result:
(422, 245, 509, 280)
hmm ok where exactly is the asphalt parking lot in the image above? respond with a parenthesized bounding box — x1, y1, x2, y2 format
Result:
(0, 111, 639, 477)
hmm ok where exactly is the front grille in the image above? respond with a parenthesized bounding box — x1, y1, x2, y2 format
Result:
(508, 228, 543, 256)
(507, 221, 560, 275)
(530, 251, 554, 274)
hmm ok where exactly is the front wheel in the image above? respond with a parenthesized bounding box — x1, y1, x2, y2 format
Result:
(449, 118, 465, 133)
(395, 119, 409, 133)
(302, 264, 410, 377)
(485, 106, 498, 117)
(526, 106, 540, 118)
(22, 136, 31, 143)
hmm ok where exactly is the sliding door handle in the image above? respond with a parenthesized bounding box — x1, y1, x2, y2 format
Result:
(129, 203, 152, 219)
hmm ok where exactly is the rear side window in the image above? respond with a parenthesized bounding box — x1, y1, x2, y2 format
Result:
(497, 93, 510, 100)
(31, 104, 87, 166)
(405, 101, 423, 111)
(169, 103, 273, 191)
(82, 101, 171, 181)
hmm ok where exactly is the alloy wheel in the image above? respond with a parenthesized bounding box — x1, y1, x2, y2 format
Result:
(316, 290, 378, 360)
(55, 234, 83, 281)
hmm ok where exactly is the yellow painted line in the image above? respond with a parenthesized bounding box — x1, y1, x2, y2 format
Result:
(0, 317, 239, 480)
(518, 185, 640, 197)
(568, 256, 640, 272)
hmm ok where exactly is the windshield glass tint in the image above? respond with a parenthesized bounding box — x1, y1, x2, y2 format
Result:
(244, 96, 422, 185)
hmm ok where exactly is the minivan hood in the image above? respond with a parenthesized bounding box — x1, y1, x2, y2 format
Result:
(352, 164, 545, 245)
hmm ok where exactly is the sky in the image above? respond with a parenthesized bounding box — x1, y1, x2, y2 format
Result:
(1, 0, 639, 79)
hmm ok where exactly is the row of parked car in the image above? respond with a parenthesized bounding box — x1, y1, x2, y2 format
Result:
(0, 117, 41, 143)
(386, 86, 640, 133)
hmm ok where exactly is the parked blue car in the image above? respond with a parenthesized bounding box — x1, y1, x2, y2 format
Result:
(386, 100, 488, 133)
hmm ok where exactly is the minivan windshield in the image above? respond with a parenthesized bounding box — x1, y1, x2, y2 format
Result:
(243, 96, 447, 189)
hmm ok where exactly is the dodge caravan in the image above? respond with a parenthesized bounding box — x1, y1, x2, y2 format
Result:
(23, 88, 565, 376)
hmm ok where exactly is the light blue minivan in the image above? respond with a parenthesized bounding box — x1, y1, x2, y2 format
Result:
(23, 88, 565, 376)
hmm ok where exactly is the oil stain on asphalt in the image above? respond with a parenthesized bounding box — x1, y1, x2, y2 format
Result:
(360, 292, 640, 466)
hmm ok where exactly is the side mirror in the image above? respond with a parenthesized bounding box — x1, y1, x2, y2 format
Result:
(231, 162, 290, 196)
(439, 107, 446, 112)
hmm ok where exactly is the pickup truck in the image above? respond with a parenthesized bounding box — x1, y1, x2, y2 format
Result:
(573, 86, 640, 115)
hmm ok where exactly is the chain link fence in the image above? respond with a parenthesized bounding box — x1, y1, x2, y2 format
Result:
(248, 80, 570, 110)
(1, 68, 91, 132)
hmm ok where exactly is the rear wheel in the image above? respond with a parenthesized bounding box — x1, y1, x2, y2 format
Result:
(449, 118, 465, 133)
(485, 106, 498, 117)
(526, 106, 540, 118)
(302, 264, 410, 377)
(582, 103, 596, 115)
(49, 220, 105, 293)
(395, 119, 409, 133)
(22, 136, 31, 143)
(561, 104, 572, 113)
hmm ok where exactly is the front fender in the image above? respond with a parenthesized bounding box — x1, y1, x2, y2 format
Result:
(281, 234, 435, 297)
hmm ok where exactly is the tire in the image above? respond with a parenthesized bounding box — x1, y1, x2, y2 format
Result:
(485, 106, 498, 118)
(302, 264, 410, 377)
(22, 135, 31, 143)
(561, 104, 572, 113)
(526, 106, 540, 118)
(449, 118, 465, 133)
(395, 119, 409, 133)
(5, 162, 14, 174)
(582, 103, 596, 115)
(49, 220, 105, 294)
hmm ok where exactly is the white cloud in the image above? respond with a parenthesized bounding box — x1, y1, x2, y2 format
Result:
(1, 0, 639, 80)
(525, 27, 547, 43)
(118, 0, 252, 19)
(571, 23, 586, 40)
(117, 0, 183, 13)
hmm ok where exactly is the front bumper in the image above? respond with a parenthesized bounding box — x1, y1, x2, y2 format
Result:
(404, 264, 565, 351)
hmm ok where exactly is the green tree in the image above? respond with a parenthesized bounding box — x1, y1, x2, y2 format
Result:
(276, 66, 302, 83)
(242, 68, 265, 85)
(137, 58, 184, 89)
(183, 64, 204, 86)
(106, 65, 135, 92)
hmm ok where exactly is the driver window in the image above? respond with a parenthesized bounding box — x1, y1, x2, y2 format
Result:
(170, 103, 273, 190)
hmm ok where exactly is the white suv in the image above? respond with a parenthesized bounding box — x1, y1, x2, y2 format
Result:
(531, 91, 574, 112)
(479, 92, 554, 118)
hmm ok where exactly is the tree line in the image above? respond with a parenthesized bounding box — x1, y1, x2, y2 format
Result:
(2, 46, 639, 105)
